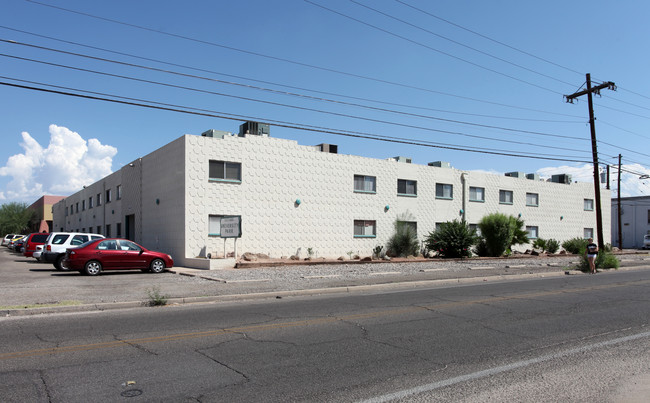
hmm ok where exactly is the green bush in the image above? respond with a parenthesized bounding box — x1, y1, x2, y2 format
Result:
(532, 238, 547, 251)
(387, 221, 419, 257)
(577, 249, 620, 271)
(562, 237, 588, 254)
(546, 239, 560, 254)
(425, 220, 477, 258)
(476, 213, 529, 257)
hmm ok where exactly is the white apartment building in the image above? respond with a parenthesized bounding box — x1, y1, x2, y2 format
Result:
(52, 124, 610, 269)
(611, 196, 650, 249)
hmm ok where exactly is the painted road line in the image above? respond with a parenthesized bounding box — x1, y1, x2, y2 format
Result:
(469, 266, 494, 270)
(369, 272, 401, 276)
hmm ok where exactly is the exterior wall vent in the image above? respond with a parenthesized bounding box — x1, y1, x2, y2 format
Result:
(428, 161, 450, 168)
(317, 143, 338, 154)
(551, 174, 572, 184)
(238, 121, 270, 137)
(505, 171, 525, 178)
(526, 173, 540, 181)
(393, 156, 412, 163)
(201, 129, 230, 139)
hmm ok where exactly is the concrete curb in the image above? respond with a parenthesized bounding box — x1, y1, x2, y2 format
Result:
(2, 265, 647, 318)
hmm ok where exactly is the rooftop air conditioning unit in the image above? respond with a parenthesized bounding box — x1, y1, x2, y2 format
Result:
(394, 156, 412, 163)
(505, 172, 525, 178)
(526, 173, 540, 181)
(428, 161, 450, 168)
(238, 121, 270, 137)
(551, 174, 572, 184)
(201, 129, 230, 139)
(317, 143, 338, 154)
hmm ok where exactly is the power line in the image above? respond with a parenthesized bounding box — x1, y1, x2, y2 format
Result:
(394, 0, 584, 76)
(0, 25, 585, 123)
(0, 79, 593, 164)
(21, 0, 569, 113)
(351, 0, 576, 87)
(305, 0, 563, 95)
(0, 39, 589, 143)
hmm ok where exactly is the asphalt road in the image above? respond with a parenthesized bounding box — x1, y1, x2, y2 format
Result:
(1, 269, 648, 402)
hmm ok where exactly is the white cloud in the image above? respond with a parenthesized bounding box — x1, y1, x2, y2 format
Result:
(0, 124, 117, 201)
(536, 163, 650, 197)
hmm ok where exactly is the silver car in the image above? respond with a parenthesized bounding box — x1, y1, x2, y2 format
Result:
(643, 234, 650, 250)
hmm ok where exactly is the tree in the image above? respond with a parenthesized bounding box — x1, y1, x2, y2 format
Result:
(0, 202, 37, 234)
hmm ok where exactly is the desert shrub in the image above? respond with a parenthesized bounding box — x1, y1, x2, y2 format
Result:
(532, 238, 547, 251)
(546, 239, 560, 254)
(387, 221, 419, 257)
(477, 213, 529, 257)
(425, 220, 477, 258)
(577, 249, 620, 271)
(562, 237, 588, 254)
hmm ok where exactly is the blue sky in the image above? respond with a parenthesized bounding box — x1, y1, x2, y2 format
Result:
(2, 0, 649, 204)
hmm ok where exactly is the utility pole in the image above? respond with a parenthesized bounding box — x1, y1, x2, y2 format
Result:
(564, 73, 616, 251)
(617, 154, 622, 250)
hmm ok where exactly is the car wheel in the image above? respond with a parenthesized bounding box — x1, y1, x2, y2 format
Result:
(55, 255, 69, 271)
(150, 259, 165, 273)
(84, 260, 102, 276)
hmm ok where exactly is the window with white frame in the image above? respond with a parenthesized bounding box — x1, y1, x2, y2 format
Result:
(584, 228, 594, 239)
(499, 190, 513, 204)
(209, 160, 241, 182)
(435, 183, 453, 199)
(397, 179, 417, 196)
(526, 226, 538, 239)
(397, 221, 417, 234)
(584, 199, 594, 211)
(469, 186, 485, 202)
(469, 224, 482, 236)
(354, 220, 376, 237)
(106, 189, 112, 203)
(82, 200, 86, 211)
(526, 193, 539, 207)
(209, 215, 224, 236)
(89, 197, 93, 209)
(117, 185, 122, 200)
(97, 193, 102, 206)
(354, 175, 376, 193)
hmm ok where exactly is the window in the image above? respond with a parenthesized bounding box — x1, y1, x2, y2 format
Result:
(106, 189, 112, 203)
(118, 240, 141, 251)
(435, 183, 453, 199)
(584, 228, 594, 239)
(354, 175, 376, 193)
(89, 197, 93, 209)
(499, 190, 513, 204)
(469, 224, 482, 236)
(209, 215, 223, 236)
(116, 185, 122, 200)
(209, 160, 242, 182)
(354, 220, 376, 237)
(397, 221, 417, 234)
(584, 199, 594, 211)
(75, 203, 79, 213)
(397, 179, 417, 196)
(69, 206, 73, 215)
(82, 200, 86, 211)
(469, 187, 485, 202)
(70, 235, 89, 246)
(526, 193, 539, 207)
(648, 209, 650, 224)
(96, 226, 101, 235)
(526, 226, 539, 239)
(435, 222, 444, 231)
(65, 208, 68, 217)
(117, 223, 122, 237)
(97, 193, 102, 206)
(106, 224, 111, 238)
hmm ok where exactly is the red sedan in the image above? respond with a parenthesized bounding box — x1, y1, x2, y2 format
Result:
(63, 238, 174, 276)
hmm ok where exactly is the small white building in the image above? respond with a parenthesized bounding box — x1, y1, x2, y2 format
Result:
(52, 125, 610, 269)
(611, 196, 650, 249)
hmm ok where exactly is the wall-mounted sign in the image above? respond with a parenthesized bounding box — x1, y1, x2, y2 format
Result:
(220, 216, 242, 238)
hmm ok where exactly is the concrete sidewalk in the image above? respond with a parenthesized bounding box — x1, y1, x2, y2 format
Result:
(2, 250, 649, 317)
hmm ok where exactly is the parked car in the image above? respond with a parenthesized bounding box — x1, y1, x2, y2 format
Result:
(12, 236, 27, 252)
(41, 232, 105, 270)
(7, 235, 24, 249)
(643, 234, 650, 250)
(23, 233, 50, 257)
(32, 244, 44, 260)
(2, 234, 16, 246)
(63, 238, 173, 276)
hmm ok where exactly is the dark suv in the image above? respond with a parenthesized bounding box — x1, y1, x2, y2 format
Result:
(23, 233, 50, 258)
